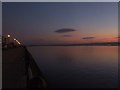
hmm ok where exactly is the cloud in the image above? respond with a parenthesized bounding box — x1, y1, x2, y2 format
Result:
(82, 37, 95, 39)
(62, 35, 72, 37)
(55, 28, 76, 33)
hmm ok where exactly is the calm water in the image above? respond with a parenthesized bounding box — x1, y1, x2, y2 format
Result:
(28, 46, 118, 88)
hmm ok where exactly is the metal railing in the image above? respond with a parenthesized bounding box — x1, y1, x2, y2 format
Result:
(24, 46, 48, 89)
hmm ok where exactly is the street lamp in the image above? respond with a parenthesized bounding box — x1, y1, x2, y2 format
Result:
(7, 34, 11, 45)
(14, 38, 21, 45)
(16, 39, 21, 45)
(14, 38, 16, 41)
(7, 35, 10, 38)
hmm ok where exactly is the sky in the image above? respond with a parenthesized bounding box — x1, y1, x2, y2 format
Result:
(3, 2, 118, 45)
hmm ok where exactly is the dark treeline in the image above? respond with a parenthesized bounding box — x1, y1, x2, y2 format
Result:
(29, 42, 120, 46)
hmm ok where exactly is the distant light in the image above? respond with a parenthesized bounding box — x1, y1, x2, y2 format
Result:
(13, 37, 21, 45)
(15, 39, 21, 45)
(8, 35, 10, 38)
(14, 38, 16, 40)
(17, 42, 20, 44)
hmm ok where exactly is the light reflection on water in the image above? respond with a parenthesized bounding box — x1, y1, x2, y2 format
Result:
(28, 46, 118, 88)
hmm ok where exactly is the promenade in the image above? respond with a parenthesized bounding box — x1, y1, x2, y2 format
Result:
(2, 46, 48, 89)
(2, 47, 27, 88)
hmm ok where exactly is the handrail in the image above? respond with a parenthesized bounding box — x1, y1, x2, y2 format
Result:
(24, 46, 48, 89)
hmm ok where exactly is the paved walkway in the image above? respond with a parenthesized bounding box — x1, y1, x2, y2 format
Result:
(2, 47, 27, 88)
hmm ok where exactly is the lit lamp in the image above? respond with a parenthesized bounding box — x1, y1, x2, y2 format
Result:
(7, 34, 10, 44)
(16, 40, 21, 45)
(14, 38, 21, 45)
(14, 38, 16, 45)
(8, 34, 10, 38)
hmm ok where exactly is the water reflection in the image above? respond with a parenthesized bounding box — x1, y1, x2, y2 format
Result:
(28, 46, 118, 88)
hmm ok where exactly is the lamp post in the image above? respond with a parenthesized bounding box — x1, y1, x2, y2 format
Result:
(7, 35, 10, 38)
(14, 38, 21, 45)
(7, 34, 10, 47)
(14, 38, 16, 46)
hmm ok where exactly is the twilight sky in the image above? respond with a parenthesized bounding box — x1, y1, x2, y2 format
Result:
(3, 2, 118, 45)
